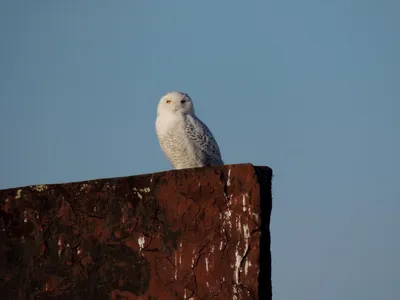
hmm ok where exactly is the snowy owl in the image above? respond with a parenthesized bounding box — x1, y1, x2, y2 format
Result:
(155, 91, 224, 169)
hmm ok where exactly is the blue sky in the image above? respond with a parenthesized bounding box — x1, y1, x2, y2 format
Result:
(0, 1, 399, 299)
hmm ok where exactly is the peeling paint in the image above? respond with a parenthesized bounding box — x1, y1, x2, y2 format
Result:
(138, 235, 145, 251)
(80, 184, 89, 192)
(174, 252, 178, 280)
(252, 213, 260, 223)
(226, 197, 251, 299)
(191, 248, 196, 267)
(32, 184, 47, 192)
(15, 189, 23, 199)
(242, 223, 250, 277)
(245, 260, 252, 276)
(227, 167, 232, 186)
(139, 187, 151, 193)
(233, 285, 238, 300)
(179, 242, 182, 266)
(234, 248, 241, 283)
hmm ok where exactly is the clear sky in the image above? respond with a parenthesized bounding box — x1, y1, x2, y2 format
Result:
(0, 1, 399, 299)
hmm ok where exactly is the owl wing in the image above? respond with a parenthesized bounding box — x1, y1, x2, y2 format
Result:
(185, 115, 224, 165)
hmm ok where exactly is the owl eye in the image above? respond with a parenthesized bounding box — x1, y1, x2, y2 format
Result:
(166, 100, 171, 104)
(181, 99, 186, 104)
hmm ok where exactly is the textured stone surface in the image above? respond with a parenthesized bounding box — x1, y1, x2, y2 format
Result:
(0, 163, 272, 299)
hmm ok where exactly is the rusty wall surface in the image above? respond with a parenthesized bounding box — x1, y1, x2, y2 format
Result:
(0, 163, 272, 300)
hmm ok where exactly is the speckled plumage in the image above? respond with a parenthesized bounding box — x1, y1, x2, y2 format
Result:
(155, 91, 224, 169)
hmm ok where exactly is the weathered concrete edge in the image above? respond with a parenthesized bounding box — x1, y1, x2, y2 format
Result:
(0, 163, 273, 192)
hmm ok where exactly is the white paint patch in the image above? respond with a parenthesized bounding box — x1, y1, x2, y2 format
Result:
(15, 189, 23, 199)
(233, 285, 238, 300)
(229, 200, 252, 299)
(243, 223, 250, 276)
(245, 260, 252, 276)
(205, 257, 209, 272)
(236, 214, 242, 235)
(243, 224, 250, 239)
(227, 167, 232, 186)
(32, 184, 47, 192)
(252, 213, 260, 223)
(175, 252, 178, 280)
(23, 210, 28, 223)
(191, 248, 196, 267)
(220, 193, 234, 253)
(179, 243, 182, 265)
(223, 206, 233, 237)
(234, 247, 241, 284)
(138, 235, 145, 251)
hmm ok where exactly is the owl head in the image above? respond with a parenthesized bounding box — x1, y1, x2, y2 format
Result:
(157, 91, 195, 116)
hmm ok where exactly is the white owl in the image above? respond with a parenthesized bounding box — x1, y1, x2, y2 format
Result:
(155, 91, 224, 169)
